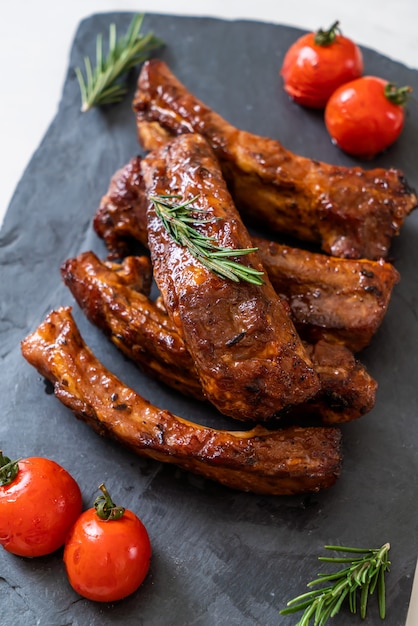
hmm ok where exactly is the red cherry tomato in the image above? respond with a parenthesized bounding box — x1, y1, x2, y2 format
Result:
(0, 453, 82, 557)
(280, 21, 363, 108)
(64, 483, 151, 602)
(325, 76, 412, 159)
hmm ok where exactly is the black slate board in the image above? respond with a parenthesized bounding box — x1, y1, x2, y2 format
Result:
(1, 12, 418, 626)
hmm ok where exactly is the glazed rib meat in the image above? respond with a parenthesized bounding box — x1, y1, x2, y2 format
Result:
(62, 252, 204, 401)
(102, 254, 153, 295)
(133, 59, 417, 259)
(93, 154, 150, 257)
(20, 307, 342, 495)
(141, 132, 320, 421)
(61, 250, 377, 424)
(94, 155, 400, 352)
(253, 237, 399, 352)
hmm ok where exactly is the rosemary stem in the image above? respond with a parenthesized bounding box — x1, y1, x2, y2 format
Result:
(150, 194, 264, 285)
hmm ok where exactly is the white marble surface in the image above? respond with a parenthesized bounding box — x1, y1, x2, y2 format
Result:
(1, 1, 417, 621)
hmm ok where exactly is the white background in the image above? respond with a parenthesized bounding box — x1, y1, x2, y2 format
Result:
(1, 2, 418, 621)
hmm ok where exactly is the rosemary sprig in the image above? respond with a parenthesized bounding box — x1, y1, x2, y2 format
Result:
(75, 14, 163, 112)
(280, 543, 391, 625)
(150, 194, 264, 285)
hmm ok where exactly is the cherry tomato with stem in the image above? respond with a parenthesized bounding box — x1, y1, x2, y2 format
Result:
(0, 451, 83, 557)
(280, 20, 363, 109)
(325, 76, 412, 159)
(64, 483, 152, 602)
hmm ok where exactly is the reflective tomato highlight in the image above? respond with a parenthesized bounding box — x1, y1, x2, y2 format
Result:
(64, 502, 151, 602)
(0, 456, 82, 557)
(281, 21, 363, 108)
(325, 76, 411, 159)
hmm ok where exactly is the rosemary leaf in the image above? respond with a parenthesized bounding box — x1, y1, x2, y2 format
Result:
(280, 543, 391, 625)
(378, 566, 387, 619)
(324, 545, 377, 553)
(76, 14, 164, 112)
(150, 194, 264, 285)
(360, 580, 370, 619)
(330, 587, 350, 616)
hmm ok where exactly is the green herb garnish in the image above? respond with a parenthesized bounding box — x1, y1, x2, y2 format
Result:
(150, 194, 264, 285)
(75, 14, 163, 112)
(280, 543, 391, 625)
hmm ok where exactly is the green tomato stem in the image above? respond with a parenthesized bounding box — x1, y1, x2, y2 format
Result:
(314, 20, 341, 46)
(384, 83, 413, 106)
(0, 451, 20, 487)
(94, 482, 125, 521)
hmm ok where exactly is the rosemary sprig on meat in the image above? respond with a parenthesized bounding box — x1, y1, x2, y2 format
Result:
(150, 194, 264, 285)
(280, 543, 391, 625)
(75, 14, 163, 112)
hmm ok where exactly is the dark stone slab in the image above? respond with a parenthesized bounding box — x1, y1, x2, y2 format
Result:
(1, 12, 417, 625)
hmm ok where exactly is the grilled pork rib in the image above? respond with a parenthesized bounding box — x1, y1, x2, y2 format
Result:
(101, 254, 153, 295)
(61, 251, 377, 424)
(94, 155, 400, 352)
(141, 133, 320, 421)
(62, 252, 204, 401)
(21, 307, 342, 495)
(254, 237, 400, 352)
(133, 59, 417, 260)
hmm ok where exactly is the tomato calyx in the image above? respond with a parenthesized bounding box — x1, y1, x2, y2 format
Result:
(314, 20, 341, 46)
(94, 482, 125, 521)
(0, 451, 20, 487)
(384, 83, 413, 106)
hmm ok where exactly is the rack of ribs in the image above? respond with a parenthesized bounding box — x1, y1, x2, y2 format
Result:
(140, 132, 320, 421)
(133, 59, 417, 260)
(20, 307, 342, 496)
(61, 250, 377, 425)
(93, 155, 400, 352)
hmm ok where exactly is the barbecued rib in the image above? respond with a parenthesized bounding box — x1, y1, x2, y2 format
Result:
(61, 250, 377, 424)
(104, 255, 153, 295)
(93, 154, 150, 257)
(133, 59, 417, 260)
(141, 132, 320, 421)
(20, 307, 342, 495)
(253, 237, 400, 352)
(93, 155, 400, 352)
(62, 252, 204, 401)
